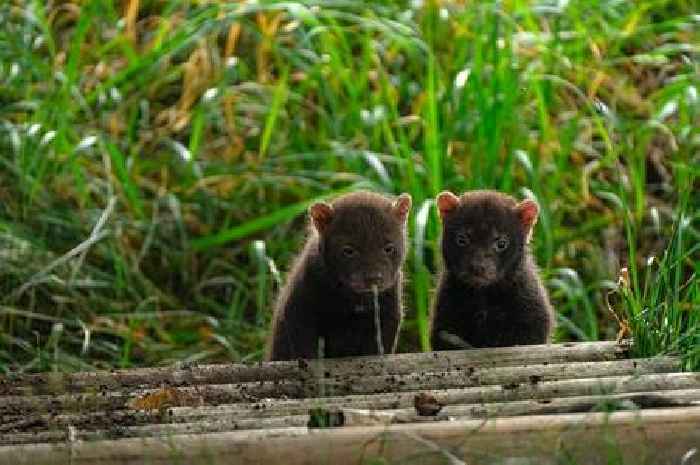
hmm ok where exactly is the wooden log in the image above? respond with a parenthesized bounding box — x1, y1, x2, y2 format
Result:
(0, 410, 159, 434)
(0, 357, 678, 416)
(306, 356, 679, 396)
(2, 370, 699, 444)
(1, 407, 699, 465)
(0, 382, 302, 417)
(0, 341, 629, 396)
(81, 386, 700, 421)
(127, 387, 700, 427)
(416, 388, 700, 419)
(3, 388, 699, 445)
(0, 432, 67, 447)
(0, 361, 301, 397)
(148, 371, 700, 420)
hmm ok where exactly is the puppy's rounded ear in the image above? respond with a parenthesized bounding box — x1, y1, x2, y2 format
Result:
(516, 199, 539, 242)
(309, 202, 334, 234)
(392, 193, 412, 223)
(436, 191, 460, 220)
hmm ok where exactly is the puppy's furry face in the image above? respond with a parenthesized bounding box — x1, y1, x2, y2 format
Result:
(437, 191, 538, 288)
(310, 192, 411, 294)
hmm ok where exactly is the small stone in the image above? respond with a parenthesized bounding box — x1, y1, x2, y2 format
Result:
(414, 392, 443, 416)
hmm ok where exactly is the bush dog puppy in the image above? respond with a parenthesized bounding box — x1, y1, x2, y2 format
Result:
(430, 190, 554, 349)
(268, 191, 412, 361)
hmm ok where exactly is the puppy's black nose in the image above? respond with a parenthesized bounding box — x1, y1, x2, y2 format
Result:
(366, 272, 383, 285)
(470, 263, 486, 275)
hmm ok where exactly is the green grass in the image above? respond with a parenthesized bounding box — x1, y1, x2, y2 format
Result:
(615, 164, 699, 370)
(0, 0, 697, 372)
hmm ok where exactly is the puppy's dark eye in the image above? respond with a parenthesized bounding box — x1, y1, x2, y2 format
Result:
(342, 245, 356, 258)
(384, 243, 396, 255)
(494, 237, 509, 252)
(456, 233, 469, 247)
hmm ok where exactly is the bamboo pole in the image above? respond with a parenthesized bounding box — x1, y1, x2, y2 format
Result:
(0, 357, 678, 416)
(0, 341, 628, 396)
(2, 407, 699, 465)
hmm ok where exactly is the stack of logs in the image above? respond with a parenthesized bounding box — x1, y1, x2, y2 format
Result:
(1, 341, 699, 464)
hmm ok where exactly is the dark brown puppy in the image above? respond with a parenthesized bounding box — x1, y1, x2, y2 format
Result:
(430, 190, 554, 350)
(267, 191, 412, 361)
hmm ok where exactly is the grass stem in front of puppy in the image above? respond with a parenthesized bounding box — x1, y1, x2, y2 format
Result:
(372, 285, 384, 356)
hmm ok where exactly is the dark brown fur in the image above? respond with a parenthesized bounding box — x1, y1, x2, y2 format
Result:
(430, 190, 554, 350)
(267, 191, 411, 361)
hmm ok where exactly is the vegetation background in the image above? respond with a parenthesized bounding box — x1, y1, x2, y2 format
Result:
(0, 0, 697, 373)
